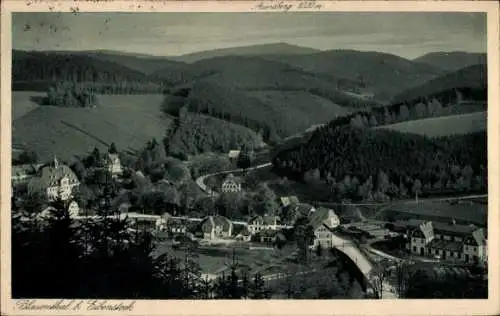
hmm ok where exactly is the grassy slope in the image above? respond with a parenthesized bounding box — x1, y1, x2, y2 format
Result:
(376, 200, 487, 226)
(12, 91, 43, 120)
(12, 93, 170, 162)
(376, 112, 486, 137)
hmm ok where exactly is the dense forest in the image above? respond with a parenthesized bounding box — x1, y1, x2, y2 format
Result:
(391, 64, 487, 104)
(12, 50, 164, 93)
(41, 81, 101, 108)
(273, 125, 487, 201)
(166, 111, 264, 159)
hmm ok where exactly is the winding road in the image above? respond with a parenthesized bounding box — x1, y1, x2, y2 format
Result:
(195, 162, 272, 197)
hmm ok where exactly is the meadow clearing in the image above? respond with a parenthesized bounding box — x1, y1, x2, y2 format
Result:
(12, 91, 170, 162)
(377, 111, 486, 137)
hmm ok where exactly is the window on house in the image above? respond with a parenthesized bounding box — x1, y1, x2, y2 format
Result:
(413, 246, 416, 252)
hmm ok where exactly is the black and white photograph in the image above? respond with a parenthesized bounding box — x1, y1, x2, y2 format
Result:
(1, 1, 499, 315)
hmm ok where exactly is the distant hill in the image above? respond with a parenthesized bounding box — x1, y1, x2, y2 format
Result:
(74, 50, 188, 76)
(12, 93, 171, 162)
(12, 50, 163, 92)
(168, 43, 320, 63)
(157, 56, 376, 139)
(414, 52, 486, 71)
(391, 64, 487, 104)
(259, 49, 443, 101)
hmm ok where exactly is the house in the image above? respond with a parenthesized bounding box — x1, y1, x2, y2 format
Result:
(309, 207, 340, 249)
(248, 215, 280, 235)
(104, 153, 123, 177)
(221, 174, 242, 193)
(283, 203, 316, 225)
(27, 157, 80, 202)
(310, 207, 340, 229)
(279, 195, 300, 208)
(166, 217, 188, 235)
(406, 220, 487, 264)
(67, 200, 80, 217)
(253, 229, 287, 245)
(228, 150, 241, 160)
(196, 215, 233, 240)
(123, 212, 162, 232)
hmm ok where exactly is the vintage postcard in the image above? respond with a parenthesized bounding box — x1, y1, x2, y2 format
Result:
(1, 0, 499, 315)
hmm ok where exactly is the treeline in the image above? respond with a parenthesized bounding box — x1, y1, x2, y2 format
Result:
(12, 50, 164, 94)
(273, 126, 487, 201)
(43, 81, 100, 108)
(306, 89, 485, 134)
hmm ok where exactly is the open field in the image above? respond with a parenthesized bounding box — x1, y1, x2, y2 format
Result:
(372, 200, 487, 227)
(12, 92, 170, 162)
(12, 91, 44, 120)
(377, 112, 486, 137)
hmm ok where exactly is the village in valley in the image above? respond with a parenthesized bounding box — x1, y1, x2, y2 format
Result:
(9, 11, 488, 300)
(11, 140, 488, 299)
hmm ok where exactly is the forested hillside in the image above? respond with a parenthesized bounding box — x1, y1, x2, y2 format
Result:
(273, 125, 487, 201)
(76, 50, 188, 75)
(166, 112, 265, 159)
(391, 64, 487, 104)
(158, 56, 379, 141)
(259, 49, 443, 101)
(12, 50, 164, 93)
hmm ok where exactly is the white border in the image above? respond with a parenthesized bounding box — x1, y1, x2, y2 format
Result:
(1, 1, 499, 316)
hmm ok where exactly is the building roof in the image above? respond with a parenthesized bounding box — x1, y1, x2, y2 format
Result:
(428, 239, 463, 252)
(28, 158, 80, 192)
(295, 203, 315, 217)
(249, 215, 279, 226)
(397, 219, 482, 237)
(432, 221, 477, 236)
(280, 195, 300, 207)
(309, 207, 337, 230)
(471, 228, 486, 246)
(419, 221, 435, 241)
(228, 150, 240, 159)
(199, 215, 233, 233)
(223, 173, 242, 185)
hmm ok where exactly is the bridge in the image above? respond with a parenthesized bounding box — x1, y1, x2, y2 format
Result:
(331, 232, 398, 299)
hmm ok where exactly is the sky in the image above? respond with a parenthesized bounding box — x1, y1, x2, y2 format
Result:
(12, 12, 486, 59)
